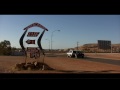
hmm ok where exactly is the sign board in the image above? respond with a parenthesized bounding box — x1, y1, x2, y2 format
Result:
(27, 47, 39, 52)
(98, 40, 111, 49)
(26, 39, 35, 44)
(24, 23, 48, 31)
(26, 47, 40, 58)
(19, 22, 48, 60)
(27, 32, 40, 37)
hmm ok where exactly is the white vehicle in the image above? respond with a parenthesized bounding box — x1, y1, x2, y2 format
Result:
(67, 50, 84, 58)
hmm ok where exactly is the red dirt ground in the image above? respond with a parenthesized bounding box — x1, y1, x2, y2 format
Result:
(0, 53, 120, 73)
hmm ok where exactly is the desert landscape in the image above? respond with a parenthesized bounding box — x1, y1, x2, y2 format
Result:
(0, 53, 120, 73)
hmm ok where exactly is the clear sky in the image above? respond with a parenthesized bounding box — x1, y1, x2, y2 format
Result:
(0, 15, 120, 49)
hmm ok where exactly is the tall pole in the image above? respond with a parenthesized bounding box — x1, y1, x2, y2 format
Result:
(46, 39, 50, 51)
(49, 40, 50, 51)
(51, 33, 53, 51)
(111, 43, 112, 53)
(77, 41, 79, 50)
(51, 30, 60, 51)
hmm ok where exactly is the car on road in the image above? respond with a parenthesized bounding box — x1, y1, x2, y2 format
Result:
(67, 50, 84, 58)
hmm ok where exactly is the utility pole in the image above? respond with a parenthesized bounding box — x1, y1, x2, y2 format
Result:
(77, 41, 79, 50)
(51, 30, 60, 51)
(111, 43, 112, 53)
(46, 39, 50, 51)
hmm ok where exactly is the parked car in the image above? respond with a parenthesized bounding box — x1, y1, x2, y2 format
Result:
(67, 50, 84, 58)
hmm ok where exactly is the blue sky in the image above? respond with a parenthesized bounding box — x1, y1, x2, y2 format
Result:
(0, 15, 120, 49)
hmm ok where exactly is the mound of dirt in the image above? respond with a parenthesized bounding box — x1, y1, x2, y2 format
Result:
(14, 62, 54, 71)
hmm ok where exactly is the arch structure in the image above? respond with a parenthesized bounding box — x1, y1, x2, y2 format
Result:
(19, 22, 48, 60)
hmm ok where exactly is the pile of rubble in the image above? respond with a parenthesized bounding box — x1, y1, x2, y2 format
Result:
(14, 61, 54, 71)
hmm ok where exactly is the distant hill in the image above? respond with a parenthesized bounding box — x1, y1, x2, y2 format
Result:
(74, 43, 120, 53)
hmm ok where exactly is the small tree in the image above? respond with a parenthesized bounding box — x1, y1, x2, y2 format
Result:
(0, 40, 11, 55)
